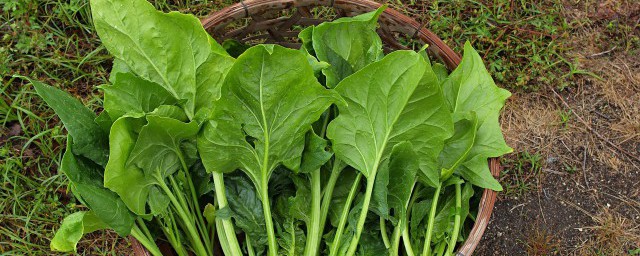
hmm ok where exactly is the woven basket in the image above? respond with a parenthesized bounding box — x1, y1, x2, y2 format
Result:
(131, 0, 501, 255)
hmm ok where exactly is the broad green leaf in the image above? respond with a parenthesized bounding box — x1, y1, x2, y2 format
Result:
(203, 203, 216, 224)
(62, 137, 135, 235)
(357, 225, 388, 256)
(328, 168, 359, 227)
(109, 58, 131, 83)
(90, 0, 232, 119)
(128, 115, 199, 177)
(457, 155, 502, 191)
(104, 115, 153, 215)
(299, 132, 333, 174)
(50, 211, 107, 252)
(430, 183, 474, 243)
(307, 7, 385, 88)
(288, 175, 312, 224)
(277, 219, 306, 256)
(327, 51, 452, 188)
(439, 116, 478, 176)
(441, 42, 511, 157)
(26, 78, 108, 166)
(372, 141, 419, 223)
(432, 62, 449, 83)
(225, 175, 268, 250)
(197, 45, 337, 194)
(386, 142, 419, 221)
(102, 72, 178, 120)
(95, 111, 113, 135)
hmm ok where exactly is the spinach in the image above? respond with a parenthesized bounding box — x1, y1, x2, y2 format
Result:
(29, 2, 512, 256)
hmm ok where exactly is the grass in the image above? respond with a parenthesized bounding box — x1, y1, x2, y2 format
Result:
(1, 0, 635, 255)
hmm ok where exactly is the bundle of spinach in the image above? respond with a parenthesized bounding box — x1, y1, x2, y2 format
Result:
(25, 0, 511, 255)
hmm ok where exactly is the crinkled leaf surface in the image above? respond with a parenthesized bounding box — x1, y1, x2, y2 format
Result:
(327, 51, 452, 187)
(299, 132, 333, 174)
(90, 0, 233, 119)
(102, 72, 178, 120)
(28, 78, 108, 166)
(50, 211, 107, 252)
(306, 7, 385, 88)
(197, 45, 337, 193)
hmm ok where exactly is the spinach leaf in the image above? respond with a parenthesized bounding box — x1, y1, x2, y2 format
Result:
(225, 175, 268, 252)
(101, 72, 178, 120)
(304, 7, 385, 88)
(90, 0, 233, 119)
(27, 78, 108, 166)
(198, 44, 338, 254)
(62, 137, 135, 236)
(50, 211, 107, 252)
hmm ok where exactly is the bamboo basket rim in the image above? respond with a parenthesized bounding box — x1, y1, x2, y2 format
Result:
(132, 1, 501, 255)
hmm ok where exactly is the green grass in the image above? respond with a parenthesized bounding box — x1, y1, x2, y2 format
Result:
(0, 0, 580, 254)
(499, 150, 543, 198)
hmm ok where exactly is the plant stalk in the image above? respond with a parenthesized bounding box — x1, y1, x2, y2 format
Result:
(345, 175, 377, 256)
(328, 172, 362, 256)
(303, 168, 323, 256)
(131, 225, 162, 256)
(421, 184, 442, 256)
(445, 183, 462, 256)
(212, 172, 243, 256)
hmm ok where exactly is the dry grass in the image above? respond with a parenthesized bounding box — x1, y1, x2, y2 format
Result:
(576, 210, 640, 255)
(525, 225, 561, 256)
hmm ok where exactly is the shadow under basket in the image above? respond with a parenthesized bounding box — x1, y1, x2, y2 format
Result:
(131, 0, 502, 255)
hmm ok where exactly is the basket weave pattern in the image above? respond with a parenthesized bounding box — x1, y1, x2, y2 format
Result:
(132, 1, 501, 255)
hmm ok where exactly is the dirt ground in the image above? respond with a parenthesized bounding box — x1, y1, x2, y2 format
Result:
(476, 1, 640, 255)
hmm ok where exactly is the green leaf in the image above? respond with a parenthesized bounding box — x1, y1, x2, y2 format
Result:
(386, 142, 419, 221)
(371, 141, 419, 225)
(432, 63, 449, 83)
(441, 42, 511, 157)
(104, 115, 154, 215)
(26, 78, 108, 166)
(225, 175, 268, 249)
(357, 225, 388, 256)
(430, 183, 474, 242)
(101, 72, 178, 120)
(299, 132, 333, 174)
(439, 116, 478, 177)
(50, 211, 107, 252)
(458, 155, 502, 191)
(203, 203, 216, 224)
(327, 50, 453, 188)
(90, 0, 232, 119)
(129, 115, 199, 177)
(328, 168, 359, 227)
(62, 137, 135, 235)
(306, 7, 385, 88)
(277, 219, 306, 256)
(197, 44, 337, 193)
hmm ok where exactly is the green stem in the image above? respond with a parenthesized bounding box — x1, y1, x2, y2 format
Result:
(329, 172, 362, 256)
(182, 167, 213, 255)
(212, 172, 243, 256)
(390, 222, 401, 255)
(421, 184, 442, 256)
(260, 172, 278, 256)
(156, 176, 209, 256)
(380, 217, 390, 249)
(131, 225, 162, 256)
(246, 233, 256, 256)
(303, 168, 323, 256)
(402, 224, 415, 256)
(435, 241, 446, 256)
(445, 183, 462, 256)
(136, 218, 154, 243)
(157, 214, 188, 256)
(319, 159, 343, 232)
(345, 175, 377, 256)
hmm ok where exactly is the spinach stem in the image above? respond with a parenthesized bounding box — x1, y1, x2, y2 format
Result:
(391, 181, 416, 256)
(328, 172, 362, 256)
(246, 234, 256, 256)
(445, 183, 462, 256)
(178, 153, 213, 255)
(402, 224, 415, 256)
(136, 218, 153, 243)
(212, 172, 243, 256)
(156, 175, 209, 256)
(303, 168, 323, 256)
(380, 217, 390, 249)
(319, 159, 343, 234)
(260, 170, 278, 256)
(421, 184, 442, 256)
(131, 224, 162, 256)
(345, 175, 376, 256)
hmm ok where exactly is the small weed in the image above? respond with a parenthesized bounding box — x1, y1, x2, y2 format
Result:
(525, 225, 560, 256)
(499, 150, 543, 197)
